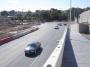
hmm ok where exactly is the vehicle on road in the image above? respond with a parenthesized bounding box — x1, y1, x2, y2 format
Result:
(31, 26, 39, 32)
(63, 24, 67, 26)
(57, 23, 62, 26)
(25, 41, 41, 56)
(54, 26, 59, 29)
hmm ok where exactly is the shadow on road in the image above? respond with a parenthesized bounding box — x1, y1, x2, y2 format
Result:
(25, 47, 43, 58)
(61, 29, 78, 67)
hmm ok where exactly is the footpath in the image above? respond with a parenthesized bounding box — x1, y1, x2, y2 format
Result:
(62, 24, 90, 67)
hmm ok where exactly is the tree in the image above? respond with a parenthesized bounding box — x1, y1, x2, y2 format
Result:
(49, 8, 59, 20)
(64, 7, 84, 21)
(9, 10, 16, 16)
(1, 11, 8, 17)
(39, 10, 50, 22)
(35, 10, 42, 22)
(24, 11, 32, 21)
(84, 7, 90, 11)
(16, 13, 23, 21)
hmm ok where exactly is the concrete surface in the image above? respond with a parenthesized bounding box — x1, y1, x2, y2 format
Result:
(62, 24, 90, 67)
(43, 27, 67, 67)
(0, 22, 65, 67)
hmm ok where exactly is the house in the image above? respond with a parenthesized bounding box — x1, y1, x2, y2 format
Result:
(79, 10, 90, 33)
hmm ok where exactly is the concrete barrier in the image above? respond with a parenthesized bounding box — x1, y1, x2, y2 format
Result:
(70, 23, 79, 33)
(43, 27, 67, 67)
(70, 23, 89, 34)
(11, 27, 39, 40)
(0, 27, 39, 45)
(0, 37, 12, 45)
(0, 34, 12, 45)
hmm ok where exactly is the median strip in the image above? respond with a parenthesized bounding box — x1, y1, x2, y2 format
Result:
(0, 26, 39, 45)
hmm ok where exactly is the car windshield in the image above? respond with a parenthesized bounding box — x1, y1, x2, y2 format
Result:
(30, 44, 37, 48)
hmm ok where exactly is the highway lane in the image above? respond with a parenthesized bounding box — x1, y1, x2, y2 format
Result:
(0, 22, 65, 67)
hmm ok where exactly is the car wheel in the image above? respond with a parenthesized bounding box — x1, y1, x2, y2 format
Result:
(25, 53, 28, 56)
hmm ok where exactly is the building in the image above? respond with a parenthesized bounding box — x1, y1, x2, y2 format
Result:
(79, 10, 90, 24)
(79, 10, 90, 33)
(0, 16, 11, 25)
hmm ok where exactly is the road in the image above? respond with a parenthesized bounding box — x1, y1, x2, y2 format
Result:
(0, 22, 65, 67)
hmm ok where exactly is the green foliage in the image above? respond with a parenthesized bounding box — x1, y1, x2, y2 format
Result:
(9, 10, 16, 16)
(65, 7, 85, 21)
(1, 11, 8, 17)
(0, 7, 89, 22)
(24, 11, 32, 21)
(16, 14, 23, 21)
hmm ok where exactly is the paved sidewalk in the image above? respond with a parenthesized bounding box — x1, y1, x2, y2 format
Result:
(62, 24, 90, 67)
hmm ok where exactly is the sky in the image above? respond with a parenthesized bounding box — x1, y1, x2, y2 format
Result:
(0, 0, 90, 11)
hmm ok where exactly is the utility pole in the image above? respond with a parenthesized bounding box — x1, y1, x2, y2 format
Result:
(22, 9, 24, 30)
(22, 9, 24, 22)
(70, 0, 72, 23)
(86, 0, 89, 24)
(68, 0, 72, 29)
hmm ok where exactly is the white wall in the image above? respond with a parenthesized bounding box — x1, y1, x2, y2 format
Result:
(79, 10, 90, 33)
(79, 10, 90, 24)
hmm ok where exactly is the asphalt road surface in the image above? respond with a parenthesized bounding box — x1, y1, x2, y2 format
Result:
(0, 22, 65, 67)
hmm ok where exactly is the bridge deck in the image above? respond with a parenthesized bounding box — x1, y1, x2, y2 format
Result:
(62, 24, 90, 67)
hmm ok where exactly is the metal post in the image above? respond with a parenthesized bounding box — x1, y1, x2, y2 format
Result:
(68, 0, 72, 29)
(86, 0, 88, 23)
(70, 0, 72, 23)
(22, 9, 24, 30)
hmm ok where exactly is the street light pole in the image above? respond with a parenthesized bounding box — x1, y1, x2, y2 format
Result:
(86, 0, 88, 24)
(70, 0, 72, 23)
(22, 9, 24, 30)
(68, 0, 72, 29)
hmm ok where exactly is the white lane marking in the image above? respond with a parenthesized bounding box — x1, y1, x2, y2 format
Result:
(29, 56, 40, 67)
(43, 27, 67, 67)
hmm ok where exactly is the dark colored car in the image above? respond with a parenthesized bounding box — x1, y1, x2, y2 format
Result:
(54, 26, 59, 29)
(57, 23, 62, 26)
(64, 24, 67, 26)
(25, 42, 41, 56)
